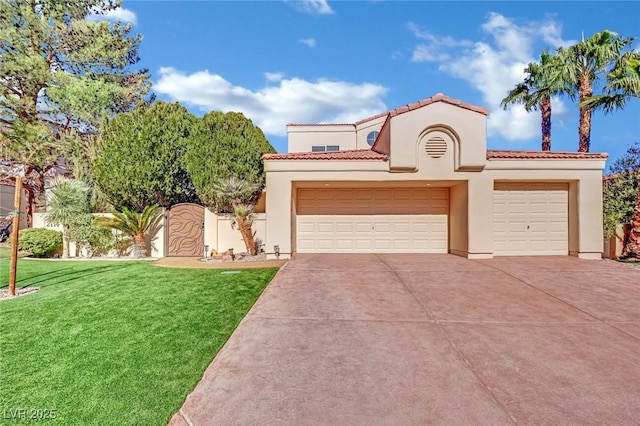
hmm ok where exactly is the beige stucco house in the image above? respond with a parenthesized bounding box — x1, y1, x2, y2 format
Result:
(263, 93, 607, 260)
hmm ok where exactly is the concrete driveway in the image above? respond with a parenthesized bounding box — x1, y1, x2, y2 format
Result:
(169, 254, 640, 425)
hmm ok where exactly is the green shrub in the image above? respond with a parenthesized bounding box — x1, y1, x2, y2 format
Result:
(68, 215, 115, 257)
(15, 228, 63, 257)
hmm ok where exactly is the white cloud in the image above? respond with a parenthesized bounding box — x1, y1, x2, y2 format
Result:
(409, 13, 573, 141)
(154, 67, 388, 136)
(299, 38, 317, 48)
(87, 7, 138, 25)
(285, 0, 334, 15)
(265, 72, 285, 82)
(408, 22, 473, 62)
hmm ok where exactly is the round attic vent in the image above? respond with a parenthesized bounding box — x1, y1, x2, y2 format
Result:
(425, 137, 447, 158)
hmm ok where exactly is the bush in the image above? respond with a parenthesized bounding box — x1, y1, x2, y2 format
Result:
(68, 215, 115, 258)
(15, 228, 63, 257)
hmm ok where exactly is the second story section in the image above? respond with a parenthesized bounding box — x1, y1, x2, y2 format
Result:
(287, 114, 387, 153)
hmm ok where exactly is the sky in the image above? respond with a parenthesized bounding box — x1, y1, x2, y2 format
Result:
(95, 1, 639, 166)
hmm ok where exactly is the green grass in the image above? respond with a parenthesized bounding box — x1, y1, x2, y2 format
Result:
(0, 246, 30, 259)
(0, 258, 277, 425)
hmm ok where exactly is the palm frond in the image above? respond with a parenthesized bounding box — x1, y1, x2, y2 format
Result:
(43, 177, 89, 227)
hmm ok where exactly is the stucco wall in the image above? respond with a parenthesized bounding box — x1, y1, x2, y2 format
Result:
(203, 210, 266, 255)
(389, 103, 487, 171)
(355, 116, 387, 150)
(287, 125, 356, 152)
(449, 182, 468, 256)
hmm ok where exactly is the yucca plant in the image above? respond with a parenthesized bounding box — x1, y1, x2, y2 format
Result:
(212, 177, 260, 255)
(231, 203, 257, 256)
(44, 177, 89, 258)
(97, 204, 162, 258)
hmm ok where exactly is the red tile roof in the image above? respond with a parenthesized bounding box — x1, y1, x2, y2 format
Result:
(356, 93, 490, 125)
(263, 149, 389, 161)
(286, 93, 490, 127)
(264, 149, 607, 162)
(487, 150, 608, 160)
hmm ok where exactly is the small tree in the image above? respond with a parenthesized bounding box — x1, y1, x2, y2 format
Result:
(603, 141, 640, 259)
(186, 111, 275, 208)
(0, 0, 150, 224)
(44, 177, 89, 258)
(67, 214, 115, 258)
(93, 102, 199, 210)
(212, 177, 259, 256)
(97, 204, 162, 258)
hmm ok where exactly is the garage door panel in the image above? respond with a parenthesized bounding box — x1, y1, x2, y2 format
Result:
(298, 187, 449, 216)
(493, 185, 568, 256)
(335, 239, 353, 250)
(297, 215, 448, 253)
(355, 238, 372, 249)
(393, 222, 411, 232)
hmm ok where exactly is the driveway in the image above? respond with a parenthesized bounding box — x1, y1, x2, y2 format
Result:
(169, 254, 640, 425)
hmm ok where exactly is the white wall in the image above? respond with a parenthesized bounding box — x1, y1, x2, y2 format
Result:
(287, 125, 357, 152)
(203, 211, 266, 254)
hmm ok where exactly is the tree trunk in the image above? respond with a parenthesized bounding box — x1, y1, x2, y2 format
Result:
(62, 224, 70, 259)
(22, 167, 46, 228)
(131, 234, 147, 259)
(540, 96, 552, 151)
(620, 187, 640, 260)
(235, 214, 257, 256)
(578, 76, 592, 152)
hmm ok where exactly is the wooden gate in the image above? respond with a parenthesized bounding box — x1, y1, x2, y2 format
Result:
(166, 203, 204, 257)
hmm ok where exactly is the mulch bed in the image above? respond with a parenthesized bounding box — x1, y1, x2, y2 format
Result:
(0, 287, 40, 301)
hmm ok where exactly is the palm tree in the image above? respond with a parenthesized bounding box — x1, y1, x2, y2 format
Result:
(501, 51, 568, 151)
(582, 53, 640, 259)
(44, 177, 89, 258)
(581, 52, 640, 112)
(556, 30, 635, 152)
(212, 177, 260, 256)
(97, 204, 162, 258)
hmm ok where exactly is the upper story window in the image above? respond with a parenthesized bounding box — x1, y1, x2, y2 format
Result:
(366, 131, 379, 146)
(311, 145, 339, 152)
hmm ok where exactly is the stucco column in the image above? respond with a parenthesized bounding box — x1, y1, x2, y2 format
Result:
(265, 173, 293, 259)
(203, 208, 218, 254)
(466, 176, 494, 259)
(573, 175, 604, 259)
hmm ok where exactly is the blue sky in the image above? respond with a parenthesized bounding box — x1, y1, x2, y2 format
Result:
(97, 1, 639, 165)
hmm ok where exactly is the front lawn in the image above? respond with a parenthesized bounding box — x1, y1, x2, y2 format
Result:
(0, 259, 277, 425)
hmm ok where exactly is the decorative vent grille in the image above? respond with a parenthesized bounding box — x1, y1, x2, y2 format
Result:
(425, 137, 447, 158)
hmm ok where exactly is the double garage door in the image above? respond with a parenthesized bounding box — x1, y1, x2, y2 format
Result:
(296, 188, 448, 253)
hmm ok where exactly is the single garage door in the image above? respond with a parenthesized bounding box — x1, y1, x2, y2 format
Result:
(296, 187, 448, 253)
(493, 182, 568, 256)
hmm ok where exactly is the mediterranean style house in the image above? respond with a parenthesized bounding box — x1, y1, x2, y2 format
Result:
(262, 93, 607, 260)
